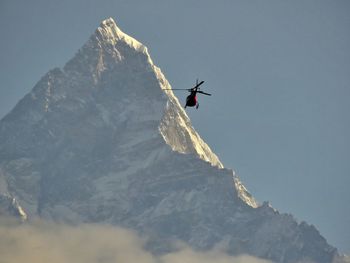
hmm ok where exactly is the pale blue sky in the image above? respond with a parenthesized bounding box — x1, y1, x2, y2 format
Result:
(0, 0, 349, 254)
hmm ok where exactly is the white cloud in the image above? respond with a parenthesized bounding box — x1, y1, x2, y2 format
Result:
(0, 218, 272, 263)
(161, 247, 272, 263)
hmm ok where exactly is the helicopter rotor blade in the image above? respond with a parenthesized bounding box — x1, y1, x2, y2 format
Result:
(197, 91, 211, 96)
(193, 80, 204, 89)
(163, 80, 204, 92)
(162, 88, 190, 91)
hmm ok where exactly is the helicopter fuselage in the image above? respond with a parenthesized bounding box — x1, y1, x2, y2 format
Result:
(185, 92, 197, 108)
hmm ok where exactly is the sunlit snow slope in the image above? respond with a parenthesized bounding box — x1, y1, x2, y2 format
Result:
(0, 18, 342, 263)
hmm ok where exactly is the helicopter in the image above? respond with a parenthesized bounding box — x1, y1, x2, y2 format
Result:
(164, 79, 211, 109)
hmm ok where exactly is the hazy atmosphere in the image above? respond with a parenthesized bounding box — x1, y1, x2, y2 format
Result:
(0, 0, 349, 254)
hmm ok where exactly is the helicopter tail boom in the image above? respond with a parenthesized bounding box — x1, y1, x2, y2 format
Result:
(198, 90, 211, 96)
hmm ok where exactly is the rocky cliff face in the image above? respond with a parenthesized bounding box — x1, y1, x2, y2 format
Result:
(0, 18, 340, 263)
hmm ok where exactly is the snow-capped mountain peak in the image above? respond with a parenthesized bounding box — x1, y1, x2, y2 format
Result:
(83, 18, 224, 168)
(97, 17, 148, 54)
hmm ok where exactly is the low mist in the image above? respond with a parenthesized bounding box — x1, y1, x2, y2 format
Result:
(0, 218, 272, 263)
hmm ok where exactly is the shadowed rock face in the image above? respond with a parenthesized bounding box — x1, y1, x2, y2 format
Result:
(0, 18, 339, 263)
